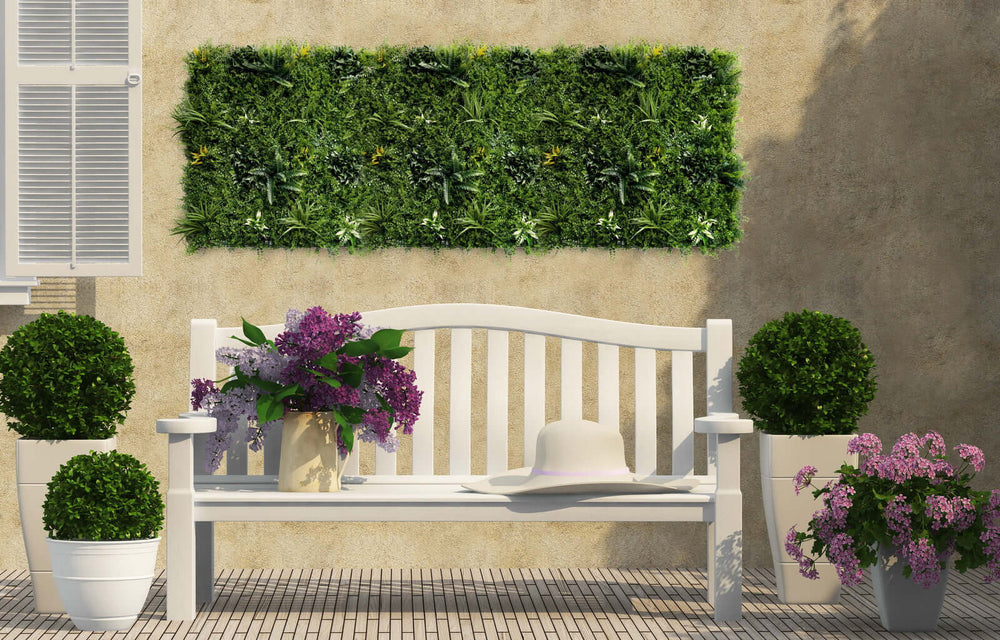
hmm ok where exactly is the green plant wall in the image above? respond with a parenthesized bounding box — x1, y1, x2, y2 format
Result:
(174, 43, 744, 252)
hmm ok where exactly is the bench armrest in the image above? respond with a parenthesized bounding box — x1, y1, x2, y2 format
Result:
(156, 411, 217, 434)
(694, 413, 753, 435)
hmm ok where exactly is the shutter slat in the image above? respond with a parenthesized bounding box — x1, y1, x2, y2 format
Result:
(18, 1, 71, 65)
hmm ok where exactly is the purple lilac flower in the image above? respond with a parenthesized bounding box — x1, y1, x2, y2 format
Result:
(828, 533, 864, 586)
(191, 378, 217, 411)
(794, 465, 818, 495)
(982, 490, 1000, 583)
(955, 443, 986, 473)
(906, 537, 943, 588)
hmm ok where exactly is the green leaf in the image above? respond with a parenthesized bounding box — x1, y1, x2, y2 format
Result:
(339, 405, 365, 423)
(340, 338, 377, 357)
(371, 328, 405, 350)
(273, 384, 302, 401)
(240, 317, 268, 346)
(248, 376, 282, 394)
(256, 395, 284, 424)
(315, 352, 341, 370)
(340, 422, 355, 452)
(339, 362, 364, 388)
(379, 346, 412, 360)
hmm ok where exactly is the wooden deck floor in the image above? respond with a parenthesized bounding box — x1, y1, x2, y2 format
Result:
(2, 566, 999, 639)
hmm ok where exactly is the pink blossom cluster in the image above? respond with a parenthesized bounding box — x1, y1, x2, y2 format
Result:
(827, 533, 863, 586)
(785, 527, 819, 579)
(905, 537, 944, 588)
(884, 495, 914, 549)
(793, 465, 818, 495)
(925, 495, 975, 532)
(981, 490, 1000, 582)
(956, 443, 986, 473)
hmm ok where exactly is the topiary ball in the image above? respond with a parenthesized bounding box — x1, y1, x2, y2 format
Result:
(43, 451, 164, 541)
(0, 311, 135, 439)
(736, 309, 877, 435)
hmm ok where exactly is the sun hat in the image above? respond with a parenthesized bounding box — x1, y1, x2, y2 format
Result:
(461, 419, 699, 495)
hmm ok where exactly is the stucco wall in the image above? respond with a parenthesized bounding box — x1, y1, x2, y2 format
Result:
(2, 0, 999, 573)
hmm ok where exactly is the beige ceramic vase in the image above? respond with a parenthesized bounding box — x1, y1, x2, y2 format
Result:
(277, 411, 350, 491)
(760, 433, 858, 603)
(16, 438, 116, 612)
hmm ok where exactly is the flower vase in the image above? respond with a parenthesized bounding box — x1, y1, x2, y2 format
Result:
(871, 544, 949, 632)
(277, 411, 351, 492)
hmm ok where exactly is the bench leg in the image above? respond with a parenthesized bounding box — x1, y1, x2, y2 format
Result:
(709, 433, 743, 622)
(165, 433, 198, 621)
(195, 522, 215, 604)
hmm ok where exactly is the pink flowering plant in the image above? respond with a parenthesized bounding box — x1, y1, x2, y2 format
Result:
(787, 431, 1000, 589)
(191, 307, 422, 473)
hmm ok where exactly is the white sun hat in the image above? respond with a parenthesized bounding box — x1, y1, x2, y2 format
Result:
(461, 419, 699, 495)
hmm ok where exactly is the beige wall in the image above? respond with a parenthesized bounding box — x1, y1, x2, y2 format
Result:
(2, 0, 999, 572)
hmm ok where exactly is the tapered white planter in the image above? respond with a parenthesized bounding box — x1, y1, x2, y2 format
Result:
(47, 537, 159, 631)
(278, 411, 350, 491)
(15, 438, 116, 613)
(760, 433, 858, 603)
(872, 544, 949, 631)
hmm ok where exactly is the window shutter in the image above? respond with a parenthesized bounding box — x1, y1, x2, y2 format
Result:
(4, 0, 141, 276)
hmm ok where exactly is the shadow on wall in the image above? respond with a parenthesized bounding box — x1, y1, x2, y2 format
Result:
(0, 278, 96, 335)
(605, 0, 1000, 571)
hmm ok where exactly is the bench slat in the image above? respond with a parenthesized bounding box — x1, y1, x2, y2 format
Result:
(450, 329, 473, 474)
(597, 343, 619, 429)
(671, 350, 695, 477)
(411, 330, 436, 475)
(227, 417, 248, 476)
(634, 348, 657, 476)
(486, 330, 509, 475)
(561, 339, 583, 421)
(523, 333, 545, 467)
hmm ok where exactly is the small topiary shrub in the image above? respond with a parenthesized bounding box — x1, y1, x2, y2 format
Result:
(736, 309, 877, 435)
(43, 451, 164, 541)
(0, 311, 135, 439)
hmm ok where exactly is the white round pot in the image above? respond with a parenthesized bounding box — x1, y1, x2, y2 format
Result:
(47, 537, 159, 631)
(15, 438, 116, 613)
(760, 433, 858, 603)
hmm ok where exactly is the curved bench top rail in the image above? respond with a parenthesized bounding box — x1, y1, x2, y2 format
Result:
(208, 303, 710, 352)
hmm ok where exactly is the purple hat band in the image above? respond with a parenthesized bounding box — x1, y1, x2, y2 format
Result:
(529, 467, 632, 477)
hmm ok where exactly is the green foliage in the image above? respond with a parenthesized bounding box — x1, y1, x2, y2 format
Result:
(0, 311, 135, 439)
(176, 43, 744, 252)
(43, 451, 164, 541)
(736, 310, 877, 435)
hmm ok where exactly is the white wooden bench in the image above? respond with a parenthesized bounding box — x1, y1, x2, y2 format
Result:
(156, 304, 752, 622)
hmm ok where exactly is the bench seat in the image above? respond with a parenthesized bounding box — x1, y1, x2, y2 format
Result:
(190, 474, 717, 522)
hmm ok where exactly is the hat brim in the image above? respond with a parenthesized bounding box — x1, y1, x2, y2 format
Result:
(461, 467, 699, 495)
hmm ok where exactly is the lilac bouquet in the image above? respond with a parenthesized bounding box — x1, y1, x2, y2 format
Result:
(191, 307, 422, 473)
(787, 431, 1000, 589)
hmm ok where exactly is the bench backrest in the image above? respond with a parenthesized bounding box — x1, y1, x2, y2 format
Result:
(190, 304, 733, 479)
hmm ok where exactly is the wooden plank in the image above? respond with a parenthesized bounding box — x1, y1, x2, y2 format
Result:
(411, 329, 436, 475)
(597, 343, 619, 429)
(485, 330, 509, 475)
(523, 333, 545, 466)
(634, 348, 657, 476)
(560, 339, 583, 421)
(671, 350, 695, 477)
(449, 328, 473, 474)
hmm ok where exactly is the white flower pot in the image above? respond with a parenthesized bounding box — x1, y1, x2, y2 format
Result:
(15, 438, 116, 613)
(760, 433, 858, 603)
(278, 411, 351, 491)
(47, 537, 160, 631)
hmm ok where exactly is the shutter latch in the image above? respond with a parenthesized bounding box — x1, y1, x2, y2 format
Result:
(125, 74, 142, 87)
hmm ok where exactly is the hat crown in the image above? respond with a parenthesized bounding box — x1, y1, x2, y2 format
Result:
(532, 420, 630, 475)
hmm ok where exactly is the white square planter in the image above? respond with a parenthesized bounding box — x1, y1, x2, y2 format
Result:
(759, 433, 858, 604)
(15, 438, 116, 613)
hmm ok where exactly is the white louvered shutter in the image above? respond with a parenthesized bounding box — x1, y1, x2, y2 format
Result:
(4, 0, 141, 276)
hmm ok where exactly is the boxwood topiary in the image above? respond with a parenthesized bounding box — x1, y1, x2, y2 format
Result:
(0, 311, 135, 439)
(736, 309, 877, 435)
(43, 451, 164, 541)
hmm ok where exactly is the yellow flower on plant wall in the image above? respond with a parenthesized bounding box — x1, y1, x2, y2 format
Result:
(190, 146, 209, 165)
(648, 45, 663, 58)
(371, 146, 386, 165)
(543, 146, 562, 166)
(474, 44, 488, 58)
(296, 45, 311, 59)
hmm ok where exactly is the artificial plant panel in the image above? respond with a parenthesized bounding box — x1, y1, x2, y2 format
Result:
(173, 43, 744, 252)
